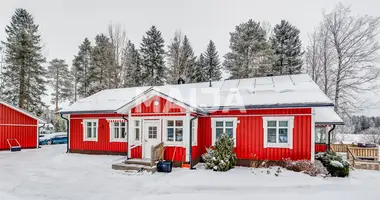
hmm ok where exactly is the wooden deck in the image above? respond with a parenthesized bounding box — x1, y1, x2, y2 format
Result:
(331, 144, 380, 171)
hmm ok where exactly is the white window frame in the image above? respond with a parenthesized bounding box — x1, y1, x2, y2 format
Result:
(132, 119, 141, 142)
(162, 117, 185, 145)
(165, 119, 184, 143)
(109, 121, 128, 142)
(263, 117, 294, 149)
(211, 118, 237, 147)
(83, 119, 98, 142)
(191, 119, 198, 146)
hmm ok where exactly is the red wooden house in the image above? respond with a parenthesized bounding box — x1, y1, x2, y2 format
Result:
(0, 100, 46, 150)
(60, 74, 343, 166)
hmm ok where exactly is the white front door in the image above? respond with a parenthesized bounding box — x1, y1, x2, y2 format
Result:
(143, 120, 161, 159)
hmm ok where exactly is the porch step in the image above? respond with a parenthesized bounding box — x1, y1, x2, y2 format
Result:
(112, 163, 157, 173)
(123, 158, 154, 166)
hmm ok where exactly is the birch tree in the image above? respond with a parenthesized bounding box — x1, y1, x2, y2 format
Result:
(108, 23, 127, 87)
(323, 3, 380, 113)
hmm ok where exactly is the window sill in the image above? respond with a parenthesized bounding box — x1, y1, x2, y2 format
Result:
(110, 140, 127, 143)
(84, 138, 98, 142)
(264, 143, 292, 149)
(165, 141, 183, 146)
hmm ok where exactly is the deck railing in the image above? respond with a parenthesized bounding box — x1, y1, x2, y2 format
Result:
(150, 142, 164, 167)
(330, 144, 353, 152)
(347, 147, 378, 161)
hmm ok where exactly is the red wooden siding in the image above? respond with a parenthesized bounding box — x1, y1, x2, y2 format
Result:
(0, 103, 37, 125)
(70, 114, 127, 153)
(315, 143, 327, 152)
(0, 126, 37, 149)
(131, 146, 142, 158)
(131, 95, 186, 114)
(196, 108, 312, 161)
(164, 146, 186, 162)
(0, 103, 38, 150)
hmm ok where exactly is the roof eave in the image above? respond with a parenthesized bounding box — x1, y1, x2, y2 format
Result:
(59, 110, 117, 115)
(202, 102, 335, 111)
(315, 122, 345, 125)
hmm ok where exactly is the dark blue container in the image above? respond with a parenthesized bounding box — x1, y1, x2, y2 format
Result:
(10, 146, 21, 152)
(157, 161, 173, 173)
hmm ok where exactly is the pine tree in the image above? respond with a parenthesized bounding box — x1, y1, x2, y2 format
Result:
(123, 40, 143, 87)
(270, 20, 303, 75)
(91, 34, 113, 93)
(224, 19, 273, 79)
(73, 38, 92, 98)
(1, 8, 47, 115)
(140, 26, 166, 86)
(204, 40, 222, 81)
(47, 59, 73, 130)
(202, 133, 237, 171)
(194, 53, 208, 82)
(180, 35, 197, 83)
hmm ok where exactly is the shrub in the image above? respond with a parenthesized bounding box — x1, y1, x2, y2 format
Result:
(315, 151, 350, 177)
(202, 133, 237, 171)
(283, 159, 328, 176)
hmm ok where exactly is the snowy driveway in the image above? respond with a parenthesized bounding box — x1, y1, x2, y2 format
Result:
(0, 145, 379, 200)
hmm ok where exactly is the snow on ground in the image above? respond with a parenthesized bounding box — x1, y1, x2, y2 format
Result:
(1, 145, 380, 200)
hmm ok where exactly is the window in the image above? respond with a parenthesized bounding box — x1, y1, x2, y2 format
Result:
(315, 127, 327, 143)
(133, 120, 141, 141)
(83, 120, 98, 141)
(211, 118, 237, 146)
(263, 117, 294, 148)
(166, 120, 183, 142)
(191, 119, 198, 145)
(148, 126, 158, 139)
(110, 122, 127, 142)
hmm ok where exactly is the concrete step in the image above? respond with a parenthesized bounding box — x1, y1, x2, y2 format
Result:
(124, 158, 154, 166)
(112, 163, 157, 173)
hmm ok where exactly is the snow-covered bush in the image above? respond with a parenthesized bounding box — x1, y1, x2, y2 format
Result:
(202, 133, 237, 171)
(283, 159, 328, 176)
(315, 151, 350, 177)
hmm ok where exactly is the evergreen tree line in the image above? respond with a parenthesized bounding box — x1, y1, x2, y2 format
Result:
(350, 115, 380, 134)
(0, 8, 304, 129)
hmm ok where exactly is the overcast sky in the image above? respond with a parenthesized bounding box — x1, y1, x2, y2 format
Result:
(0, 0, 380, 115)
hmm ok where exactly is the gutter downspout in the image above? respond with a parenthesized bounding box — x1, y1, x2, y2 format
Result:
(61, 114, 69, 153)
(122, 114, 129, 157)
(37, 123, 46, 148)
(327, 125, 336, 151)
(189, 114, 199, 170)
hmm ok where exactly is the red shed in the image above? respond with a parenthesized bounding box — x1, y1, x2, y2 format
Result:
(0, 100, 46, 150)
(60, 74, 344, 167)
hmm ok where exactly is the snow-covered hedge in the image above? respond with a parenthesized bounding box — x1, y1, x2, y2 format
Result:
(283, 159, 328, 176)
(202, 133, 237, 171)
(315, 151, 350, 177)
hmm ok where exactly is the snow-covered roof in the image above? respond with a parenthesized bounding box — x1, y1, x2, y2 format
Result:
(0, 100, 47, 123)
(60, 74, 335, 115)
(314, 107, 344, 125)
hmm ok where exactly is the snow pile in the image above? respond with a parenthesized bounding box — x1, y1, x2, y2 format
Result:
(330, 160, 344, 168)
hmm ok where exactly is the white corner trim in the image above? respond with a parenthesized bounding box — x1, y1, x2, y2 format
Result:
(211, 117, 238, 147)
(83, 119, 99, 142)
(311, 108, 315, 162)
(263, 116, 294, 149)
(191, 119, 198, 146)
